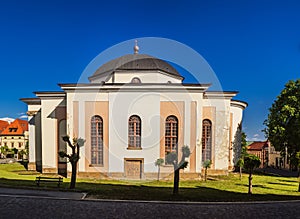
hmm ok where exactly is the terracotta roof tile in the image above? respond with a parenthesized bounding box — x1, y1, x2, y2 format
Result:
(0, 120, 9, 134)
(248, 141, 269, 151)
(0, 119, 28, 136)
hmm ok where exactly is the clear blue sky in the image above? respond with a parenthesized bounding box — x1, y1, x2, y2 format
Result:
(0, 0, 299, 141)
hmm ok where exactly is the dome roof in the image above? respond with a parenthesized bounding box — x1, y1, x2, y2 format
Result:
(89, 54, 181, 80)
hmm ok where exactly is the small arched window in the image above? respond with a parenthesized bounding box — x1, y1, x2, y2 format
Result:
(131, 77, 141, 83)
(91, 115, 103, 165)
(128, 115, 141, 148)
(165, 116, 178, 162)
(202, 119, 212, 162)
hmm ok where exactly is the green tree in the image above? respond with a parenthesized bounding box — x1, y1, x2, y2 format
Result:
(154, 158, 164, 181)
(18, 149, 26, 160)
(263, 79, 300, 170)
(58, 136, 85, 189)
(237, 131, 248, 180)
(244, 154, 261, 194)
(166, 145, 190, 194)
(203, 160, 212, 181)
(295, 152, 300, 192)
(0, 145, 9, 158)
(236, 158, 244, 180)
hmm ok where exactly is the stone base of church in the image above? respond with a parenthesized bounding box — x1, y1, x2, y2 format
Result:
(52, 169, 230, 180)
(42, 167, 58, 173)
(201, 169, 229, 176)
(27, 162, 36, 171)
(72, 171, 206, 180)
(74, 172, 110, 179)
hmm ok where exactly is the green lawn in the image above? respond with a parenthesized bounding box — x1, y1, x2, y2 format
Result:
(0, 162, 299, 202)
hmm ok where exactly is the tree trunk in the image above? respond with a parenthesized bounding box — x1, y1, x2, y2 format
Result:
(239, 166, 242, 180)
(298, 181, 300, 192)
(70, 162, 77, 189)
(205, 168, 207, 181)
(157, 166, 160, 181)
(248, 172, 253, 194)
(173, 168, 180, 194)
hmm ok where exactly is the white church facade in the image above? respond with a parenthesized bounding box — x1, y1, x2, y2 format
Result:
(21, 45, 247, 179)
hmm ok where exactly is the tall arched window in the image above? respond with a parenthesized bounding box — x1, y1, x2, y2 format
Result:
(165, 116, 178, 161)
(202, 119, 212, 162)
(91, 115, 103, 165)
(128, 115, 141, 148)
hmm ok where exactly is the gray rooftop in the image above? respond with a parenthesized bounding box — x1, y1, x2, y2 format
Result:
(89, 54, 182, 80)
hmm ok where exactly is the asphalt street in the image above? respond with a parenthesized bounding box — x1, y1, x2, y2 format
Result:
(0, 187, 299, 219)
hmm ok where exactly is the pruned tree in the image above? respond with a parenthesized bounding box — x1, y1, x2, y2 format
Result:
(203, 160, 212, 181)
(244, 154, 261, 194)
(154, 158, 164, 181)
(166, 145, 190, 194)
(236, 158, 244, 180)
(58, 136, 85, 189)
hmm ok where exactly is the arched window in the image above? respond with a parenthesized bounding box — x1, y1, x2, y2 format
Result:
(165, 116, 178, 161)
(128, 115, 141, 148)
(131, 77, 141, 83)
(202, 119, 212, 162)
(91, 115, 103, 165)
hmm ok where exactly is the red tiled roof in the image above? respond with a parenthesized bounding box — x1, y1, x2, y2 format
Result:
(248, 141, 268, 151)
(0, 119, 28, 136)
(0, 120, 9, 134)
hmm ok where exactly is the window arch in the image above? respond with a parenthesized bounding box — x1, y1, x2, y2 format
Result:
(202, 119, 212, 162)
(91, 115, 103, 165)
(165, 116, 178, 161)
(128, 115, 141, 148)
(131, 77, 141, 83)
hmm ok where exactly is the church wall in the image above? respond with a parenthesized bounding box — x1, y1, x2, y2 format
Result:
(34, 110, 42, 172)
(159, 92, 203, 173)
(40, 98, 65, 172)
(202, 98, 231, 170)
(230, 103, 245, 167)
(67, 92, 110, 173)
(202, 106, 216, 168)
(189, 101, 197, 172)
(114, 71, 182, 83)
(27, 104, 41, 170)
(159, 101, 185, 156)
(84, 101, 109, 173)
(108, 92, 161, 175)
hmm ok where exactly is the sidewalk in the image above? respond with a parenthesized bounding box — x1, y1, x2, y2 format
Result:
(0, 187, 85, 199)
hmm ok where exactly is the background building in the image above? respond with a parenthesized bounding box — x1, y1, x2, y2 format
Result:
(0, 119, 28, 158)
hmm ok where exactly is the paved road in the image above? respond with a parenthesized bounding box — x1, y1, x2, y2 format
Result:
(0, 188, 299, 219)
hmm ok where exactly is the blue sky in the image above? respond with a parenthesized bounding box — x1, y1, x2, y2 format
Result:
(0, 0, 299, 141)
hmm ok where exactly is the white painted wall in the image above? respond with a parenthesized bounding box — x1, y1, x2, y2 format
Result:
(108, 92, 161, 173)
(203, 98, 231, 170)
(90, 71, 182, 84)
(27, 104, 41, 164)
(40, 98, 65, 169)
(230, 103, 245, 166)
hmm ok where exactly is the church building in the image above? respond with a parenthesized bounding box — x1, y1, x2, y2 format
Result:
(21, 44, 247, 179)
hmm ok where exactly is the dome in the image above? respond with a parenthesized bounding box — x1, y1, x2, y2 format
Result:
(89, 54, 182, 81)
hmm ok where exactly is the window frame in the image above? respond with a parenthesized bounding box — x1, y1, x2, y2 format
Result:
(128, 115, 142, 149)
(91, 115, 104, 165)
(165, 115, 178, 163)
(202, 119, 212, 162)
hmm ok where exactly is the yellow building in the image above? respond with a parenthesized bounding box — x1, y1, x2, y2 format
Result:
(0, 119, 28, 151)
